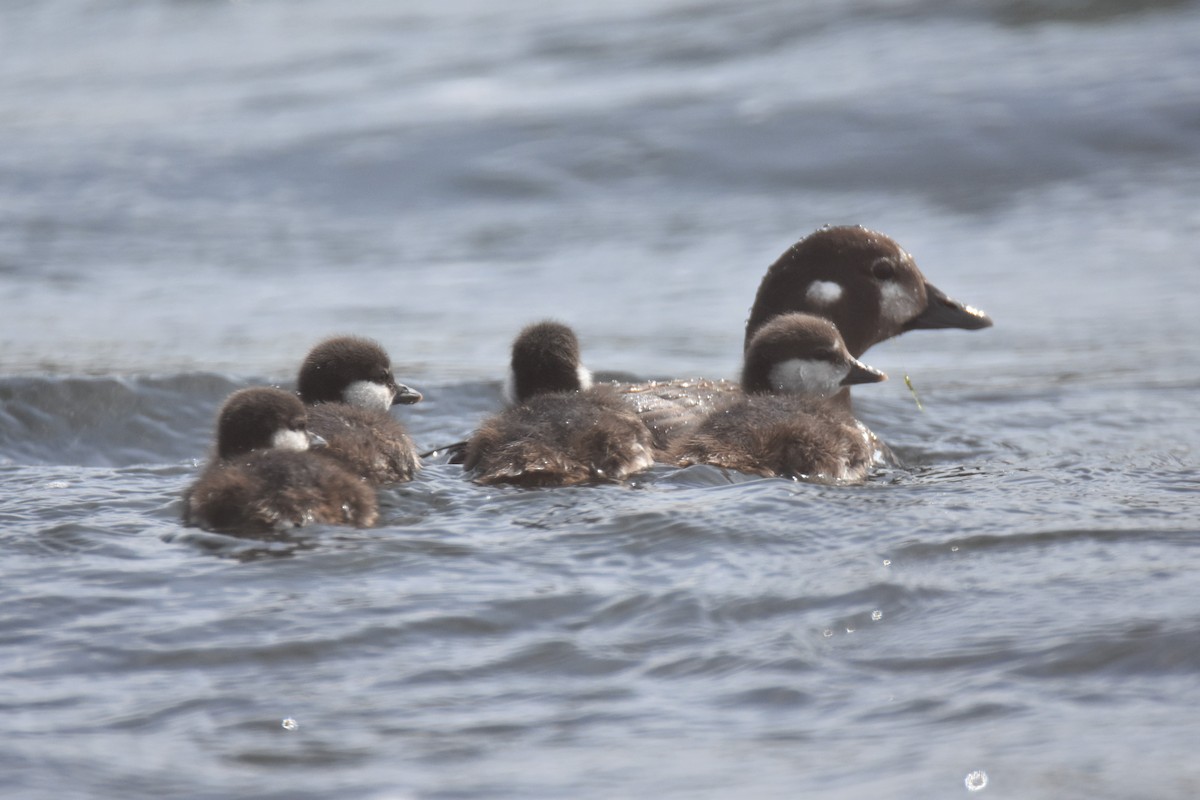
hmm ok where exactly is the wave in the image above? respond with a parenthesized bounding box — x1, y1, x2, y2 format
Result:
(0, 374, 506, 468)
(0, 374, 246, 467)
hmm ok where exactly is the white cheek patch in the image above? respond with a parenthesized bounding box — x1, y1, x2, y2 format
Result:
(343, 380, 394, 413)
(271, 429, 310, 452)
(879, 280, 923, 326)
(502, 366, 518, 406)
(768, 358, 845, 397)
(805, 280, 843, 307)
(576, 364, 594, 391)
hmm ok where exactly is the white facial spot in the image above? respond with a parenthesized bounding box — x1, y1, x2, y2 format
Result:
(271, 428, 309, 452)
(768, 358, 846, 397)
(577, 364, 594, 391)
(805, 280, 843, 307)
(343, 380, 393, 413)
(502, 366, 518, 405)
(879, 280, 923, 326)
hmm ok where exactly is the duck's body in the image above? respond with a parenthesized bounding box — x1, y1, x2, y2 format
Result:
(674, 395, 877, 482)
(297, 336, 422, 484)
(304, 403, 421, 485)
(184, 448, 379, 532)
(464, 321, 655, 487)
(183, 387, 378, 533)
(465, 387, 654, 486)
(672, 313, 887, 483)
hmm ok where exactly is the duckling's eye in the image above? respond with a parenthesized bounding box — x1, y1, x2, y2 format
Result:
(291, 418, 307, 431)
(871, 258, 896, 280)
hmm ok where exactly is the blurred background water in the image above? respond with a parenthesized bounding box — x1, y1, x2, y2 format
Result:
(2, 1, 1199, 798)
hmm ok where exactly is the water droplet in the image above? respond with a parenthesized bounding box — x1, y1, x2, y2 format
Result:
(950, 545, 959, 552)
(281, 718, 298, 731)
(882, 559, 891, 567)
(822, 629, 833, 638)
(965, 770, 987, 791)
(871, 610, 883, 621)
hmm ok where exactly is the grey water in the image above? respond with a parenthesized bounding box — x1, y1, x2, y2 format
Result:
(3, 0, 1200, 797)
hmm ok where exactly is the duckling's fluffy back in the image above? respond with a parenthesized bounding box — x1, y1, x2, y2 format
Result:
(465, 387, 654, 487)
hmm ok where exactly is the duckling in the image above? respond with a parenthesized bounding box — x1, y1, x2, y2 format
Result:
(673, 313, 887, 483)
(464, 321, 655, 487)
(183, 387, 378, 532)
(297, 335, 422, 484)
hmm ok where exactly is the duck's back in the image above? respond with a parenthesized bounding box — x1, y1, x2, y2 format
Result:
(306, 403, 420, 484)
(674, 395, 873, 483)
(184, 449, 378, 533)
(609, 377, 740, 452)
(465, 389, 654, 487)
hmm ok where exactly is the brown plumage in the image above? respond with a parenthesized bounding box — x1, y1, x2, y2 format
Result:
(184, 448, 379, 532)
(672, 314, 887, 483)
(673, 396, 875, 482)
(297, 336, 422, 485)
(305, 403, 421, 485)
(183, 387, 378, 533)
(464, 388, 655, 486)
(464, 321, 655, 487)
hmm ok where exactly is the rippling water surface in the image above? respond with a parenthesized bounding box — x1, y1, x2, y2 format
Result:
(3, 1, 1200, 798)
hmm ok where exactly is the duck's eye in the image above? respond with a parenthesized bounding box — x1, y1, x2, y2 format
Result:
(871, 259, 896, 280)
(292, 419, 307, 431)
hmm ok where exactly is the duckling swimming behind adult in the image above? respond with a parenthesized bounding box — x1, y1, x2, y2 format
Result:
(183, 387, 378, 532)
(672, 313, 887, 483)
(464, 321, 655, 487)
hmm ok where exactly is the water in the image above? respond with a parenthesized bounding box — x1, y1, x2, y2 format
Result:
(3, 1, 1200, 797)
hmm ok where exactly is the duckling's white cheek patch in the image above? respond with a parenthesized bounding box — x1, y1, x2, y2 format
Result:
(577, 365, 594, 391)
(503, 367, 518, 405)
(344, 380, 393, 413)
(272, 429, 310, 452)
(879, 280, 922, 325)
(769, 359, 844, 397)
(805, 280, 843, 306)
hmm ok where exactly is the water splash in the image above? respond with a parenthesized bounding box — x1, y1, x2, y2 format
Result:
(965, 770, 988, 791)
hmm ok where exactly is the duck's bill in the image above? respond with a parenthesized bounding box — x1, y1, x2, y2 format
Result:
(841, 359, 887, 386)
(393, 384, 423, 405)
(905, 282, 994, 331)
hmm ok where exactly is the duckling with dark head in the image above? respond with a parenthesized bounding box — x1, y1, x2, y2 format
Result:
(297, 336, 422, 485)
(672, 313, 887, 483)
(464, 321, 655, 487)
(183, 387, 378, 533)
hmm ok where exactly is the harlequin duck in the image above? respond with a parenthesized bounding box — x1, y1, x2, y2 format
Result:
(464, 321, 655, 487)
(672, 313, 887, 483)
(615, 225, 992, 449)
(183, 387, 378, 532)
(296, 336, 422, 484)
